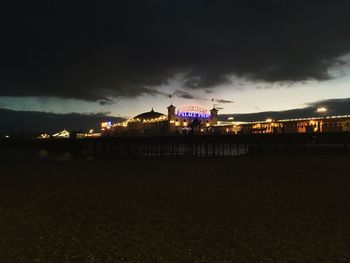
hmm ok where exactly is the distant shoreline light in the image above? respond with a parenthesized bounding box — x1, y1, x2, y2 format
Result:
(317, 107, 327, 113)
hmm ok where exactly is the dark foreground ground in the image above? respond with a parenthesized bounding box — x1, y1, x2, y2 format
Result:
(0, 154, 349, 262)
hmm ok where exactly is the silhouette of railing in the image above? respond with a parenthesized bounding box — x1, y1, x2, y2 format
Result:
(2, 132, 350, 158)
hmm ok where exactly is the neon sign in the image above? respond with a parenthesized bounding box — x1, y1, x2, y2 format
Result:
(177, 106, 210, 119)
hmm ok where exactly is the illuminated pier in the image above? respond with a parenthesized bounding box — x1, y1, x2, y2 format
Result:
(101, 102, 350, 136)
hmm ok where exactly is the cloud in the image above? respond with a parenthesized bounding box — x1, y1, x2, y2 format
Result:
(1, 1, 350, 101)
(172, 90, 204, 100)
(98, 98, 114, 106)
(170, 90, 234, 104)
(216, 99, 234, 104)
(306, 98, 350, 115)
(0, 108, 124, 133)
(219, 97, 350, 121)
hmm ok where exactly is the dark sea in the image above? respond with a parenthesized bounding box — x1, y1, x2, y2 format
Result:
(0, 149, 75, 164)
(0, 143, 249, 164)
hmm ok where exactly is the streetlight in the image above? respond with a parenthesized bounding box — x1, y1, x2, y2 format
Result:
(316, 107, 327, 133)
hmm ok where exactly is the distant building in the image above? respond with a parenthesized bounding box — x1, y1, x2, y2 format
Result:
(212, 116, 350, 134)
(52, 129, 70, 138)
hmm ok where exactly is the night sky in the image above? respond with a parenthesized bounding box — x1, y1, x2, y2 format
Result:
(1, 0, 350, 132)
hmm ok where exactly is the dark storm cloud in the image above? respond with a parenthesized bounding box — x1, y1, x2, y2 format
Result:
(1, 0, 350, 101)
(307, 98, 350, 115)
(219, 98, 350, 122)
(0, 108, 124, 133)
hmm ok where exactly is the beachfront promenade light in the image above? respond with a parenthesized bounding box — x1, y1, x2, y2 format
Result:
(317, 107, 327, 113)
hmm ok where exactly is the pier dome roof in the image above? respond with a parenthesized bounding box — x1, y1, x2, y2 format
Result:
(134, 108, 165, 120)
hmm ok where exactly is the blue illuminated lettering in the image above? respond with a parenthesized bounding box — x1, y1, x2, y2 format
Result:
(177, 112, 210, 118)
